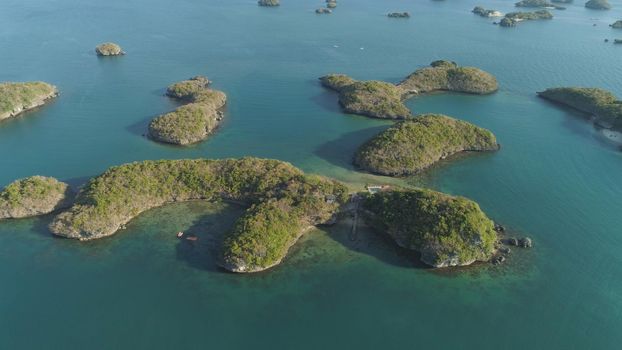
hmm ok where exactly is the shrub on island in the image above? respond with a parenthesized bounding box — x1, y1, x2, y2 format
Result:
(0, 82, 58, 121)
(398, 60, 498, 95)
(354, 114, 499, 176)
(0, 176, 73, 219)
(361, 188, 498, 267)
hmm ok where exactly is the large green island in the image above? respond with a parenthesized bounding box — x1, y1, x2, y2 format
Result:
(320, 60, 498, 120)
(0, 156, 509, 272)
(538, 87, 622, 131)
(148, 76, 227, 145)
(0, 82, 58, 122)
(355, 114, 499, 176)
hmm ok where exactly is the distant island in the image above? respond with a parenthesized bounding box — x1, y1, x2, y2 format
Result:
(472, 6, 503, 17)
(362, 188, 498, 267)
(585, 0, 611, 10)
(354, 114, 499, 176)
(258, 0, 279, 6)
(0, 82, 58, 121)
(500, 10, 553, 27)
(95, 42, 124, 56)
(148, 76, 226, 145)
(0, 176, 72, 219)
(320, 60, 498, 120)
(538, 87, 622, 138)
(610, 20, 622, 28)
(515, 0, 565, 10)
(388, 12, 410, 18)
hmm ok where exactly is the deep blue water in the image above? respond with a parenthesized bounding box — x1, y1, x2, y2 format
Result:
(1, 0, 621, 349)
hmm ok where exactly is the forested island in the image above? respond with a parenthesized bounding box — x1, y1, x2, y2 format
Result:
(0, 176, 72, 219)
(0, 82, 58, 122)
(354, 114, 499, 176)
(499, 10, 553, 27)
(148, 76, 226, 145)
(320, 60, 497, 120)
(585, 0, 611, 10)
(538, 87, 622, 131)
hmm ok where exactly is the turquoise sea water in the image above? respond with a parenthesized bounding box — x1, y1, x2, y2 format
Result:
(1, 0, 622, 348)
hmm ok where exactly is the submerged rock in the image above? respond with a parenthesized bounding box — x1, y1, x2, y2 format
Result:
(95, 42, 124, 56)
(0, 82, 58, 121)
(0, 176, 73, 219)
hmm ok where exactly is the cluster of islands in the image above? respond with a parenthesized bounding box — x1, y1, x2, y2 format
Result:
(2, 27, 621, 273)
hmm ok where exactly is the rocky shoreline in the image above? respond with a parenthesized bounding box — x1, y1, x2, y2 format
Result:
(0, 82, 58, 121)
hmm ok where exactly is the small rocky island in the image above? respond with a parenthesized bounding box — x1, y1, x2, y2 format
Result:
(320, 74, 412, 119)
(361, 188, 498, 267)
(388, 12, 410, 18)
(499, 10, 553, 27)
(0, 82, 58, 121)
(538, 87, 622, 131)
(354, 114, 499, 176)
(95, 42, 124, 56)
(585, 0, 611, 10)
(610, 20, 622, 28)
(515, 0, 565, 9)
(148, 76, 227, 145)
(472, 6, 503, 17)
(320, 60, 497, 120)
(258, 0, 279, 6)
(0, 176, 72, 219)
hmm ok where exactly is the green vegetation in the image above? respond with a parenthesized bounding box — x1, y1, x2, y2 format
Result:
(611, 20, 622, 28)
(472, 6, 502, 17)
(320, 61, 497, 120)
(148, 76, 227, 145)
(258, 0, 279, 6)
(355, 114, 499, 176)
(398, 60, 498, 95)
(320, 75, 411, 119)
(0, 176, 72, 219)
(515, 0, 565, 9)
(49, 158, 348, 272)
(500, 10, 553, 26)
(95, 42, 124, 56)
(538, 87, 622, 130)
(0, 82, 58, 121)
(362, 188, 497, 267)
(585, 0, 611, 10)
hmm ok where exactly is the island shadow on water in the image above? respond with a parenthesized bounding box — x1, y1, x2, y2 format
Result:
(314, 125, 389, 170)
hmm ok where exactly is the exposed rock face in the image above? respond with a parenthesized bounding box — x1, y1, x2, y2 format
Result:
(48, 158, 348, 273)
(95, 42, 124, 56)
(0, 176, 73, 219)
(398, 60, 498, 95)
(361, 188, 498, 268)
(585, 0, 611, 10)
(537, 87, 622, 131)
(0, 82, 58, 121)
(355, 114, 499, 176)
(148, 76, 227, 145)
(258, 0, 280, 6)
